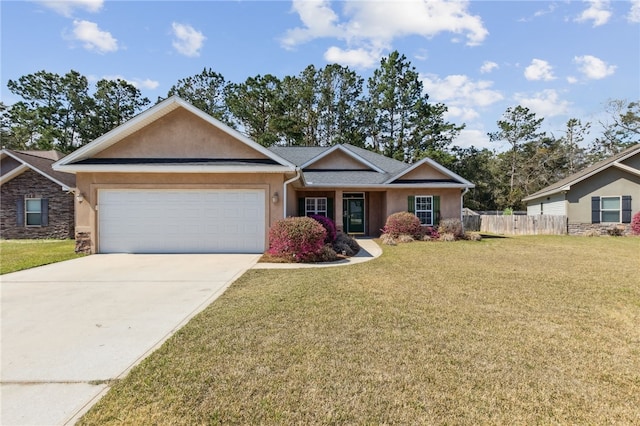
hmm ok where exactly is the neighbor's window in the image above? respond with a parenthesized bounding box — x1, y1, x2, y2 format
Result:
(601, 196, 621, 223)
(415, 195, 433, 225)
(306, 197, 327, 216)
(25, 198, 42, 226)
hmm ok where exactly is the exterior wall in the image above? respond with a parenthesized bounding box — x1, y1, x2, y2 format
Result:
(74, 171, 287, 253)
(1, 169, 74, 239)
(526, 193, 566, 216)
(96, 109, 269, 160)
(386, 188, 463, 221)
(566, 167, 640, 223)
(568, 222, 631, 236)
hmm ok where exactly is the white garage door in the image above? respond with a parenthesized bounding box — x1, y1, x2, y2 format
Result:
(98, 189, 265, 253)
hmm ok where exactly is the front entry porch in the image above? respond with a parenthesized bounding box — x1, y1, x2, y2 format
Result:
(295, 190, 386, 237)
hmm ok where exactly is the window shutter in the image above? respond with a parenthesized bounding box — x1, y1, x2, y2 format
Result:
(41, 198, 49, 226)
(434, 196, 441, 225)
(16, 197, 25, 227)
(327, 197, 334, 221)
(298, 198, 305, 216)
(621, 195, 632, 223)
(408, 196, 415, 213)
(591, 196, 600, 223)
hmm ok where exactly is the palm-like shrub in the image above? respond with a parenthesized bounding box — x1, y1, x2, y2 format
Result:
(268, 217, 327, 262)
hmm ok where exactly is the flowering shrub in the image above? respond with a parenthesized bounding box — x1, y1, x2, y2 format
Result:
(632, 211, 640, 236)
(382, 212, 422, 238)
(268, 217, 327, 262)
(423, 226, 440, 240)
(309, 214, 337, 243)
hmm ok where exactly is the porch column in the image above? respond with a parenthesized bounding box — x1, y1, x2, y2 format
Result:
(334, 189, 343, 232)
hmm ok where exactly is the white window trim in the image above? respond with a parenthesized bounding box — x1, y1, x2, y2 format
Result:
(600, 195, 621, 223)
(415, 195, 433, 226)
(306, 197, 328, 216)
(25, 197, 42, 227)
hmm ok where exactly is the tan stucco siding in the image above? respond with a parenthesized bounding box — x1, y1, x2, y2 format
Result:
(96, 109, 268, 160)
(308, 150, 371, 170)
(400, 164, 450, 180)
(75, 172, 287, 253)
(386, 188, 462, 220)
(567, 168, 640, 223)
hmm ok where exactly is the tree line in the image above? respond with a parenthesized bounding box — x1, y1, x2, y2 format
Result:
(1, 51, 638, 210)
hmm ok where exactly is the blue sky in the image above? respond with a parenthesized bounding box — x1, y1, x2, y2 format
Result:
(1, 0, 639, 150)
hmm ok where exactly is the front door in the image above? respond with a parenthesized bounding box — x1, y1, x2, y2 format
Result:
(343, 196, 365, 234)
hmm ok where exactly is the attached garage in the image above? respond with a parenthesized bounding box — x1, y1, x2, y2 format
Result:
(98, 189, 265, 253)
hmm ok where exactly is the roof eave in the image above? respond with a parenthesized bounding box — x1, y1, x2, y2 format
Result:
(302, 183, 474, 189)
(54, 164, 295, 174)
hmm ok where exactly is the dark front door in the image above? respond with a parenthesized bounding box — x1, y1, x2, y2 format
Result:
(343, 198, 365, 234)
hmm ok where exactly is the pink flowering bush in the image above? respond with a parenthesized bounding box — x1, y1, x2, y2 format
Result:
(268, 216, 327, 262)
(631, 211, 640, 235)
(309, 214, 337, 243)
(382, 212, 422, 238)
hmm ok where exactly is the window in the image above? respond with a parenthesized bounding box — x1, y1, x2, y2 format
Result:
(306, 197, 327, 216)
(415, 195, 433, 225)
(601, 196, 621, 223)
(25, 198, 42, 226)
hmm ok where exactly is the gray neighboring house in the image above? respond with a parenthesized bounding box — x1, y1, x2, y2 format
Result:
(1, 149, 76, 239)
(522, 143, 640, 235)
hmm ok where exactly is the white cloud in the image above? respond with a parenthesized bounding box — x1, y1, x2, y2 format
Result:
(524, 59, 555, 81)
(575, 0, 612, 27)
(514, 89, 571, 118)
(71, 19, 117, 53)
(480, 61, 498, 74)
(171, 22, 205, 57)
(628, 0, 640, 22)
(282, 0, 488, 69)
(566, 76, 579, 84)
(324, 46, 381, 68)
(455, 128, 492, 149)
(421, 73, 503, 123)
(574, 55, 616, 79)
(38, 0, 103, 17)
(98, 75, 160, 90)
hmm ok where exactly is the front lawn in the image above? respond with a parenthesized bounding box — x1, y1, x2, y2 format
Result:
(0, 239, 82, 274)
(79, 236, 640, 425)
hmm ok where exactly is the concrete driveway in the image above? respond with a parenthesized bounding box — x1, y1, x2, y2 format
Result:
(0, 253, 259, 425)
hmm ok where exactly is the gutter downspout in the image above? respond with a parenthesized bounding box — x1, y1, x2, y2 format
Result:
(461, 187, 469, 232)
(283, 168, 302, 218)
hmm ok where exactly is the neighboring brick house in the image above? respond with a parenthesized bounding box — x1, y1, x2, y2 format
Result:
(1, 149, 76, 239)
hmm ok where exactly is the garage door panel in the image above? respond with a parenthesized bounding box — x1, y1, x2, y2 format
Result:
(99, 189, 265, 253)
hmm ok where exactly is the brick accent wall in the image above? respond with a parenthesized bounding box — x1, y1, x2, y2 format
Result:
(1, 169, 74, 239)
(568, 222, 632, 236)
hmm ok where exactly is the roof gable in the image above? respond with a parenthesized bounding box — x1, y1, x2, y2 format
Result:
(1, 149, 75, 189)
(386, 157, 473, 186)
(523, 144, 640, 201)
(301, 145, 385, 173)
(54, 96, 295, 172)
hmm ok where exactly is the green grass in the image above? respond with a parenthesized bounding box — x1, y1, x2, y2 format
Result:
(0, 239, 83, 274)
(79, 236, 640, 425)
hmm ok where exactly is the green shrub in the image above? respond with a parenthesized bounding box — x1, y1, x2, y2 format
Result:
(268, 217, 327, 262)
(333, 232, 360, 256)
